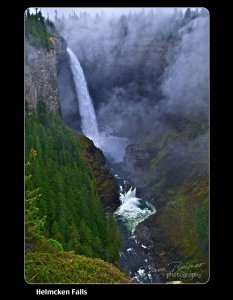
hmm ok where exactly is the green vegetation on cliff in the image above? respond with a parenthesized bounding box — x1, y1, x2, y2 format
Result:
(25, 101, 121, 265)
(76, 134, 120, 212)
(25, 166, 128, 283)
(25, 9, 54, 50)
(150, 179, 209, 282)
(129, 119, 209, 283)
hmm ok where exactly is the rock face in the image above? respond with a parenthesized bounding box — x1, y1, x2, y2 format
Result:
(25, 37, 66, 115)
(58, 45, 81, 132)
(25, 36, 118, 213)
(124, 142, 161, 207)
(74, 133, 120, 213)
(124, 125, 209, 283)
(25, 36, 81, 131)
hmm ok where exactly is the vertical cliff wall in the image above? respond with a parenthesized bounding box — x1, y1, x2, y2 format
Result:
(58, 48, 81, 132)
(25, 37, 64, 114)
(25, 36, 81, 131)
(25, 35, 118, 212)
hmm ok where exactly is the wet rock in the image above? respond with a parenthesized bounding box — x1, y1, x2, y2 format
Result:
(135, 222, 154, 247)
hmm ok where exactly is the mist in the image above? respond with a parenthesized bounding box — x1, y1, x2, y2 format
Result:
(50, 8, 209, 162)
(161, 15, 209, 120)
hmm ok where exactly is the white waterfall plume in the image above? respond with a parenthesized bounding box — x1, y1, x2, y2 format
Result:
(67, 47, 129, 162)
(67, 47, 100, 142)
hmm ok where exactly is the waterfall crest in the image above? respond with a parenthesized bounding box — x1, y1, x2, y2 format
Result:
(67, 48, 100, 142)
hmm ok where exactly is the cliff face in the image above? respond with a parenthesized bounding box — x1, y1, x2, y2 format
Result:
(75, 133, 120, 213)
(124, 123, 209, 283)
(124, 143, 159, 205)
(25, 36, 81, 130)
(25, 37, 118, 213)
(25, 37, 66, 114)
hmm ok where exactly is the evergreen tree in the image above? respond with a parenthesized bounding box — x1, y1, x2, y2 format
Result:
(25, 151, 46, 238)
(25, 10, 53, 49)
(25, 107, 121, 264)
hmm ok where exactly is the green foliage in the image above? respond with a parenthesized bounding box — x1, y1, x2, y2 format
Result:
(46, 238, 64, 251)
(76, 133, 119, 212)
(25, 237, 130, 283)
(131, 121, 209, 282)
(25, 103, 121, 264)
(25, 160, 46, 237)
(149, 185, 209, 283)
(25, 9, 53, 49)
(105, 214, 122, 264)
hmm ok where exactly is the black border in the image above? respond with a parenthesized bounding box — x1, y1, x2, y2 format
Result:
(11, 0, 225, 296)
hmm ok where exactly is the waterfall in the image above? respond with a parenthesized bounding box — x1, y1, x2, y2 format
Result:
(67, 47, 158, 282)
(67, 47, 129, 162)
(67, 48, 100, 142)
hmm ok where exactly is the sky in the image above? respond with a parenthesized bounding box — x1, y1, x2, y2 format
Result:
(29, 7, 187, 20)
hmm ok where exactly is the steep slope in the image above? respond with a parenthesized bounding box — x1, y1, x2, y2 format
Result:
(25, 10, 119, 213)
(76, 134, 120, 212)
(24, 10, 126, 283)
(25, 176, 128, 284)
(124, 119, 209, 283)
(25, 10, 81, 130)
(25, 104, 121, 264)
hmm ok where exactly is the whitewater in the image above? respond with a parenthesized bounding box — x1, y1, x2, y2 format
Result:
(67, 47, 158, 282)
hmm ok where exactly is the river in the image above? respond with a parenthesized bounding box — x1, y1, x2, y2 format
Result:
(67, 47, 160, 283)
(113, 172, 160, 283)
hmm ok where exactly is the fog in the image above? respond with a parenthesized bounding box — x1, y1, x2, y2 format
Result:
(38, 7, 176, 20)
(43, 7, 209, 162)
(161, 15, 209, 120)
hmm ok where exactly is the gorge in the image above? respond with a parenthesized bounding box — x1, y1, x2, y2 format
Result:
(25, 7, 209, 284)
(67, 47, 158, 282)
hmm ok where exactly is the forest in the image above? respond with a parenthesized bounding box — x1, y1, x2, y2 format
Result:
(25, 100, 121, 263)
(25, 8, 209, 284)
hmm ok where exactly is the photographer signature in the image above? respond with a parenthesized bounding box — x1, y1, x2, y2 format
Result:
(151, 261, 205, 273)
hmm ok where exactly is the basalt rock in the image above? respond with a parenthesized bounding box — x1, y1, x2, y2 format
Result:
(25, 37, 67, 115)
